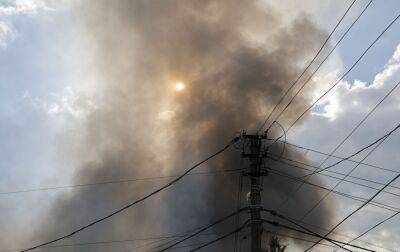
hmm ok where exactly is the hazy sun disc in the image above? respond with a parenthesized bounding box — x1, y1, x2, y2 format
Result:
(175, 82, 185, 91)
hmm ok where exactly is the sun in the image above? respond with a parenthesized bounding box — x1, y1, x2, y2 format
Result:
(175, 82, 186, 91)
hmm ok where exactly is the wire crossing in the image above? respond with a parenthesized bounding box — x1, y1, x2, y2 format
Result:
(305, 153, 400, 251)
(262, 219, 374, 252)
(299, 80, 400, 220)
(282, 141, 398, 174)
(276, 122, 400, 213)
(267, 167, 400, 213)
(158, 207, 248, 252)
(303, 123, 400, 177)
(271, 156, 400, 199)
(257, 0, 359, 132)
(20, 137, 240, 252)
(267, 0, 373, 131)
(189, 220, 250, 252)
(284, 10, 400, 133)
(336, 212, 399, 251)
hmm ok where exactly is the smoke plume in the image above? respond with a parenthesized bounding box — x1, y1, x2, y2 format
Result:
(32, 1, 337, 251)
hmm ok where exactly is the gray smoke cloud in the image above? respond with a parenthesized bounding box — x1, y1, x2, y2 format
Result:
(30, 0, 337, 251)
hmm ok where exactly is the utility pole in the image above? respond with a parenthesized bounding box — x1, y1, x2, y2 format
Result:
(242, 132, 268, 252)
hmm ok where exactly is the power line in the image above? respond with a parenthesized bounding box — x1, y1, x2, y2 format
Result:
(143, 230, 201, 252)
(20, 137, 240, 252)
(154, 234, 249, 252)
(289, 219, 396, 252)
(265, 121, 287, 158)
(266, 231, 337, 249)
(157, 242, 206, 251)
(281, 70, 400, 212)
(142, 226, 212, 252)
(283, 141, 398, 174)
(298, 79, 400, 220)
(261, 208, 347, 250)
(266, 167, 400, 213)
(130, 237, 173, 252)
(267, 0, 373, 131)
(130, 225, 207, 252)
(0, 234, 200, 252)
(305, 158, 400, 251)
(300, 132, 390, 220)
(273, 155, 400, 192)
(301, 123, 400, 177)
(1, 231, 246, 252)
(270, 156, 400, 199)
(276, 123, 400, 211)
(145, 231, 250, 252)
(158, 207, 248, 251)
(284, 10, 400, 133)
(189, 220, 250, 252)
(47, 146, 396, 252)
(338, 212, 399, 251)
(261, 219, 374, 252)
(257, 0, 358, 132)
(0, 169, 242, 196)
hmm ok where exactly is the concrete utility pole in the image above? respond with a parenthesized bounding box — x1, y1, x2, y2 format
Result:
(242, 132, 268, 252)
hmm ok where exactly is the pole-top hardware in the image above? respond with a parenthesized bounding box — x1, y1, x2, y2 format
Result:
(241, 131, 268, 139)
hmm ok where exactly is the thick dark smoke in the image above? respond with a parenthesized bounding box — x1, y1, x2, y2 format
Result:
(31, 1, 337, 251)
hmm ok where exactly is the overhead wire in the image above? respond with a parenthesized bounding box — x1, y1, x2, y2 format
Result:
(155, 205, 359, 252)
(300, 123, 400, 177)
(0, 233, 209, 252)
(289, 219, 396, 252)
(272, 155, 400, 192)
(265, 231, 337, 249)
(20, 137, 240, 252)
(270, 0, 399, 212)
(337, 212, 400, 251)
(13, 3, 400, 252)
(266, 0, 373, 131)
(0, 168, 242, 196)
(0, 231, 248, 252)
(154, 234, 250, 252)
(257, 0, 358, 133)
(265, 121, 287, 158)
(276, 123, 400, 212)
(158, 207, 248, 252)
(261, 219, 374, 252)
(283, 9, 400, 134)
(270, 156, 400, 199)
(189, 220, 250, 252)
(298, 79, 400, 220)
(282, 141, 398, 174)
(266, 167, 400, 213)
(300, 133, 390, 220)
(261, 208, 347, 250)
(305, 156, 400, 251)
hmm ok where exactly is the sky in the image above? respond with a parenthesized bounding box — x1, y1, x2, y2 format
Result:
(0, 0, 399, 251)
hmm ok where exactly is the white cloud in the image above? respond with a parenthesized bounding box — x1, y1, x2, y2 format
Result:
(23, 87, 97, 119)
(0, 0, 53, 48)
(289, 43, 400, 251)
(0, 0, 52, 15)
(311, 43, 400, 120)
(389, 44, 400, 64)
(0, 21, 14, 48)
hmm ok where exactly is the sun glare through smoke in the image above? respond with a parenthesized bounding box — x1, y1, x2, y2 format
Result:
(175, 82, 186, 91)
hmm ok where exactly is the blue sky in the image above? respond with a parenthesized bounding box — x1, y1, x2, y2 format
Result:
(0, 0, 399, 251)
